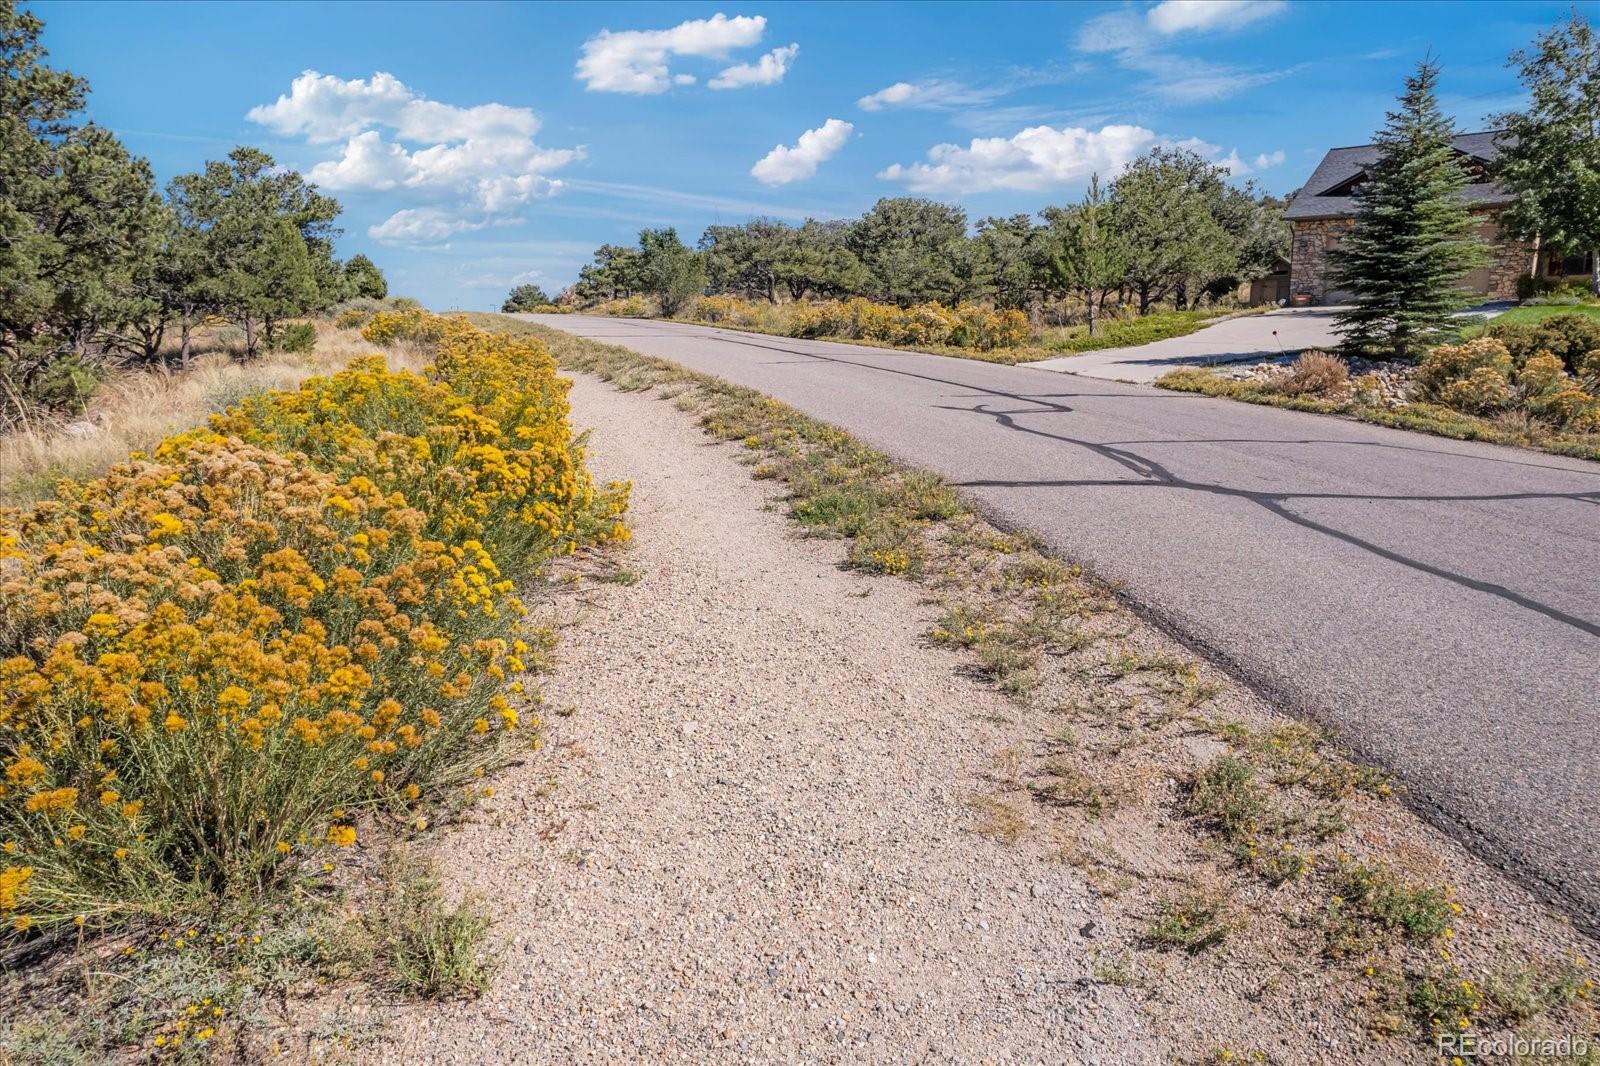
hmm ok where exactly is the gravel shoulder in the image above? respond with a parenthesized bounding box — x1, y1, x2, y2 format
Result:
(376, 374, 1153, 1063)
(369, 369, 1596, 1065)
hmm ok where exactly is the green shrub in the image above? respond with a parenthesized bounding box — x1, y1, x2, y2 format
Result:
(1335, 860, 1454, 941)
(270, 321, 317, 353)
(1486, 313, 1600, 373)
(1187, 756, 1264, 841)
(1517, 273, 1559, 301)
(25, 351, 105, 414)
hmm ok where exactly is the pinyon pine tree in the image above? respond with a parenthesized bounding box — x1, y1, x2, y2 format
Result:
(1332, 59, 1488, 358)
(1049, 175, 1127, 336)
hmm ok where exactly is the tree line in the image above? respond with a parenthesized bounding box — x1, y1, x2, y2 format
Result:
(558, 146, 1290, 329)
(1, 2, 386, 418)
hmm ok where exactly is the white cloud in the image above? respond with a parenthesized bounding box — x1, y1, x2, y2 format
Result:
(709, 43, 798, 89)
(858, 81, 918, 111)
(750, 119, 853, 186)
(575, 13, 778, 94)
(1147, 0, 1287, 35)
(856, 78, 1009, 112)
(1075, 4, 1290, 103)
(878, 124, 1161, 195)
(368, 208, 487, 243)
(1213, 147, 1288, 176)
(249, 71, 581, 244)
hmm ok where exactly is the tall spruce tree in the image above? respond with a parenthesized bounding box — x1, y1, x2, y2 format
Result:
(1494, 12, 1600, 295)
(1331, 60, 1487, 358)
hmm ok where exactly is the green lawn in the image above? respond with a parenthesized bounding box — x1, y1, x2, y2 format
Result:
(1486, 302, 1600, 326)
(1038, 308, 1269, 356)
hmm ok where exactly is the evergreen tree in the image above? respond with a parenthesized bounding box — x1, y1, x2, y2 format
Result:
(1048, 175, 1128, 336)
(973, 214, 1045, 311)
(847, 198, 970, 306)
(501, 283, 551, 312)
(168, 148, 340, 358)
(343, 254, 388, 300)
(636, 228, 704, 316)
(1331, 60, 1488, 358)
(1, 2, 165, 407)
(1494, 12, 1600, 295)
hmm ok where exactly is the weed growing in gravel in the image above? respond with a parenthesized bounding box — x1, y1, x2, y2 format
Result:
(1030, 759, 1109, 816)
(1089, 950, 1140, 987)
(1332, 859, 1455, 943)
(1187, 756, 1265, 841)
(1147, 893, 1230, 953)
(375, 850, 494, 1000)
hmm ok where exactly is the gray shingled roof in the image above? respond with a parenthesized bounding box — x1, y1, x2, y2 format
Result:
(1283, 131, 1513, 221)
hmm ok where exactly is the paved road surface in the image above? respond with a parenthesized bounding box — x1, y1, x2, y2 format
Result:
(527, 314, 1600, 930)
(1026, 307, 1345, 382)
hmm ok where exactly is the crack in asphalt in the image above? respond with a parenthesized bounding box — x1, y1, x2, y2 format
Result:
(614, 325, 1600, 638)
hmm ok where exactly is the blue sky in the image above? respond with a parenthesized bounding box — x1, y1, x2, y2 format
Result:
(33, 0, 1594, 309)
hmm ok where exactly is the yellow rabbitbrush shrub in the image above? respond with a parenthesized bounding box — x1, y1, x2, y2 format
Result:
(0, 314, 628, 933)
(786, 296, 1029, 351)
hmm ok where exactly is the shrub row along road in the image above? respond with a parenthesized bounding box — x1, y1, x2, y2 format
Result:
(526, 313, 1600, 929)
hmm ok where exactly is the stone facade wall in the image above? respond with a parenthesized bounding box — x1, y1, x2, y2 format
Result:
(1484, 217, 1536, 299)
(1289, 208, 1535, 303)
(1288, 218, 1355, 302)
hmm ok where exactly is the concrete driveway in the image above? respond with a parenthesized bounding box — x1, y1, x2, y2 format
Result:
(1027, 307, 1346, 383)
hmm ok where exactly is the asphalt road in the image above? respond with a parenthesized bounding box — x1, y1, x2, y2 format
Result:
(528, 314, 1600, 929)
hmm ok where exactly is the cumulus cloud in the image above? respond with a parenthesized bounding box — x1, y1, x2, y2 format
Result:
(1147, 0, 1287, 35)
(576, 13, 793, 94)
(709, 43, 798, 89)
(878, 124, 1161, 195)
(750, 119, 853, 186)
(248, 71, 581, 244)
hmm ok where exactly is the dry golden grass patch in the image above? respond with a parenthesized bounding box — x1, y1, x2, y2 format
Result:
(0, 321, 434, 506)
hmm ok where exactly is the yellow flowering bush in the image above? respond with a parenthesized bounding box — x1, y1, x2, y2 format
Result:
(0, 314, 627, 933)
(1415, 336, 1600, 428)
(786, 296, 1031, 351)
(684, 295, 786, 332)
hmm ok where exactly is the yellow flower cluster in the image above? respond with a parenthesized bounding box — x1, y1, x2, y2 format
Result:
(0, 313, 628, 932)
(786, 297, 1031, 351)
(1418, 336, 1600, 428)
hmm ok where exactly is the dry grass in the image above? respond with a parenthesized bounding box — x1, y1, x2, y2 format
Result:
(1269, 350, 1350, 398)
(0, 321, 433, 506)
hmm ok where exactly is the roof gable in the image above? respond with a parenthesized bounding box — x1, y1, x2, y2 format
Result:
(1285, 131, 1513, 221)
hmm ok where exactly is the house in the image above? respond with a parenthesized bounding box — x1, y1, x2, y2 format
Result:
(1284, 131, 1594, 304)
